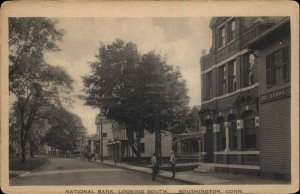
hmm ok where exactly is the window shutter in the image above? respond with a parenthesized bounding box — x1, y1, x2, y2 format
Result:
(266, 55, 271, 85)
(282, 46, 289, 81)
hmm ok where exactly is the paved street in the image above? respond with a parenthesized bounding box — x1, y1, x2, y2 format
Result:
(10, 158, 187, 185)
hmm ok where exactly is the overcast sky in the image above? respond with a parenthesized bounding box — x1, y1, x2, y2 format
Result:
(45, 17, 212, 135)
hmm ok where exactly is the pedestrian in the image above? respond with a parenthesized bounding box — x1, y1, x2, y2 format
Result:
(169, 151, 176, 178)
(151, 153, 158, 181)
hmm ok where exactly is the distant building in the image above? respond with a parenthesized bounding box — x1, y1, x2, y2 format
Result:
(198, 17, 290, 180)
(93, 114, 114, 159)
(84, 134, 98, 155)
(172, 128, 202, 161)
(106, 122, 131, 160)
(106, 123, 172, 161)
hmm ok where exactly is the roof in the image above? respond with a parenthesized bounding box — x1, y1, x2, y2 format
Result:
(247, 17, 290, 49)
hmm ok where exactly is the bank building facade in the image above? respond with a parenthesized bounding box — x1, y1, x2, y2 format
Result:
(197, 17, 291, 180)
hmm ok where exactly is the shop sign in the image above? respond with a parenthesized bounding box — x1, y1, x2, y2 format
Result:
(260, 87, 290, 103)
(237, 120, 243, 129)
(213, 124, 220, 133)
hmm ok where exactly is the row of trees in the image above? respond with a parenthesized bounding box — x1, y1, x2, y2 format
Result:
(9, 18, 86, 163)
(82, 39, 193, 159)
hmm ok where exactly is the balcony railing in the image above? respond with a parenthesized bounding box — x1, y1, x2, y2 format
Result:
(201, 53, 214, 70)
(241, 23, 273, 48)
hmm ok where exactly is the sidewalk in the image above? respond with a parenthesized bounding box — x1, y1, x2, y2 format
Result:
(94, 159, 289, 185)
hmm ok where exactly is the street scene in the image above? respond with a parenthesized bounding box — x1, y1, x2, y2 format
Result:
(10, 157, 186, 185)
(7, 13, 293, 188)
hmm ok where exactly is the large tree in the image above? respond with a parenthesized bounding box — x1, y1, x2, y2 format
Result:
(83, 39, 189, 158)
(43, 107, 87, 154)
(185, 106, 201, 131)
(9, 18, 73, 162)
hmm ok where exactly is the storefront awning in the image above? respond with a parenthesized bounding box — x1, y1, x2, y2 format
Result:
(173, 133, 202, 142)
(106, 141, 121, 146)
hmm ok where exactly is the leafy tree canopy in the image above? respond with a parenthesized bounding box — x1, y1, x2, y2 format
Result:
(82, 39, 190, 157)
(43, 106, 87, 152)
(9, 17, 75, 162)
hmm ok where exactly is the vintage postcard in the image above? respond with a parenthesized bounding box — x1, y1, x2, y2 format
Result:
(1, 1, 299, 194)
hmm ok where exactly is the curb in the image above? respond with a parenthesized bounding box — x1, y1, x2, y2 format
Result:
(91, 160, 198, 185)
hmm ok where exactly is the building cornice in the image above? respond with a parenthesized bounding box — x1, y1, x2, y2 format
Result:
(201, 48, 249, 74)
(201, 83, 259, 105)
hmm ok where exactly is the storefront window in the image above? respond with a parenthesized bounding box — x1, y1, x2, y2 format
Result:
(190, 141, 199, 152)
(181, 142, 188, 152)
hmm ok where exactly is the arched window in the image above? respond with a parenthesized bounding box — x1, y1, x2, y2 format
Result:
(228, 114, 238, 150)
(242, 111, 256, 150)
(217, 117, 225, 151)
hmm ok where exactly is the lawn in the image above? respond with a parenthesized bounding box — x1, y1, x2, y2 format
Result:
(9, 155, 48, 171)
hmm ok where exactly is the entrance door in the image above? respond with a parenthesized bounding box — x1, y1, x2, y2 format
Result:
(205, 125, 214, 163)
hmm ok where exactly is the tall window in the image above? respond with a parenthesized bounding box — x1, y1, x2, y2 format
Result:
(218, 65, 226, 96)
(249, 54, 255, 85)
(218, 26, 225, 48)
(266, 46, 289, 86)
(228, 60, 237, 92)
(227, 19, 236, 42)
(243, 54, 256, 87)
(228, 115, 238, 150)
(242, 111, 256, 150)
(217, 118, 226, 151)
(206, 71, 213, 100)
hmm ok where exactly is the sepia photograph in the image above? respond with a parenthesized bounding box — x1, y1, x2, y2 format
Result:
(1, 1, 299, 194)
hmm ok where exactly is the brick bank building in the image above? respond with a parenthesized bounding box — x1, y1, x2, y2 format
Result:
(197, 17, 290, 180)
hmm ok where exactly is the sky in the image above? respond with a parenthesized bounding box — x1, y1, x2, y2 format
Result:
(45, 17, 212, 135)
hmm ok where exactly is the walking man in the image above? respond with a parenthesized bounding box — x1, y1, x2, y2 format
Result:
(151, 153, 158, 181)
(170, 151, 176, 178)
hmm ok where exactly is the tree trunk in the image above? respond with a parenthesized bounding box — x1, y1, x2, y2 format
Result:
(126, 127, 140, 159)
(30, 141, 34, 158)
(20, 126, 27, 163)
(21, 142, 26, 163)
(135, 141, 141, 161)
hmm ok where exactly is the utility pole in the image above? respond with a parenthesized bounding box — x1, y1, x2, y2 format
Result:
(95, 112, 105, 162)
(100, 115, 103, 162)
(155, 113, 161, 165)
